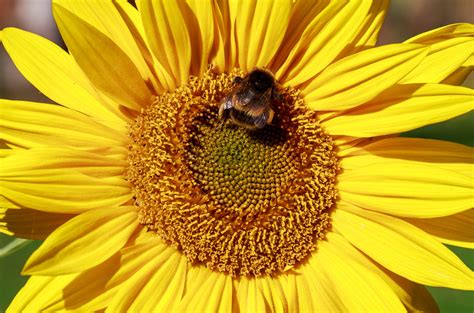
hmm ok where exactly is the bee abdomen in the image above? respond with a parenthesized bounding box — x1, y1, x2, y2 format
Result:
(230, 109, 259, 127)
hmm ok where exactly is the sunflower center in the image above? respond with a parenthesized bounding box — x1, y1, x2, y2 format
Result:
(126, 68, 339, 277)
(188, 116, 295, 220)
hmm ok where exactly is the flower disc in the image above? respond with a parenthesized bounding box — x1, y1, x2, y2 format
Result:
(127, 69, 339, 277)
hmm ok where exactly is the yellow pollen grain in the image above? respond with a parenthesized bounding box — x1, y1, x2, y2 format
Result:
(126, 67, 339, 277)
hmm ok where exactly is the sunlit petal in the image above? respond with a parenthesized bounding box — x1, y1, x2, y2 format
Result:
(23, 207, 137, 275)
(341, 137, 474, 177)
(232, 0, 293, 72)
(304, 44, 428, 111)
(1, 28, 125, 125)
(403, 210, 474, 249)
(323, 84, 473, 137)
(53, 4, 152, 110)
(334, 206, 473, 290)
(339, 162, 472, 218)
(276, 1, 372, 86)
(138, 0, 191, 89)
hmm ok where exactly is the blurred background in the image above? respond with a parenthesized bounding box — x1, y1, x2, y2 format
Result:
(0, 0, 472, 311)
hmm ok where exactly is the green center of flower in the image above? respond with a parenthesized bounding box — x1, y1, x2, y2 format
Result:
(126, 68, 339, 277)
(187, 117, 295, 217)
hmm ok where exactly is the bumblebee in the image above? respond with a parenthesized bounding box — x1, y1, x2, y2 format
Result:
(219, 68, 283, 130)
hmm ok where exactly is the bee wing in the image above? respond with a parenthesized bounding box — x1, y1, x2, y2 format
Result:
(254, 111, 269, 128)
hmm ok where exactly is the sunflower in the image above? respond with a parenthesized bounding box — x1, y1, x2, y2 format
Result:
(1, 0, 473, 311)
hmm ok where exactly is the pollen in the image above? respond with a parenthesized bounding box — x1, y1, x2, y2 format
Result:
(126, 68, 339, 277)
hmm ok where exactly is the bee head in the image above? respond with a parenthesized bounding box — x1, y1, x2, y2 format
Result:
(248, 69, 274, 92)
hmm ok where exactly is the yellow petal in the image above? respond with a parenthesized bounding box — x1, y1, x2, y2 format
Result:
(8, 254, 121, 312)
(138, 0, 191, 89)
(114, 239, 167, 280)
(401, 37, 473, 83)
(323, 84, 474, 137)
(45, 254, 122, 311)
(341, 137, 474, 177)
(338, 138, 398, 160)
(211, 0, 233, 71)
(304, 44, 428, 111)
(339, 162, 473, 218)
(405, 23, 474, 44)
(0, 100, 127, 149)
(403, 23, 474, 84)
(128, 251, 187, 312)
(125, 225, 157, 247)
(185, 0, 215, 77)
(332, 136, 373, 155)
(0, 149, 131, 213)
(107, 245, 178, 312)
(0, 208, 73, 240)
(276, 1, 372, 86)
(294, 260, 346, 312)
(1, 147, 126, 179)
(7, 275, 77, 312)
(338, 0, 390, 55)
(1, 180, 131, 214)
(181, 265, 212, 300)
(112, 0, 171, 93)
(335, 134, 399, 158)
(3, 143, 24, 150)
(325, 232, 439, 313)
(403, 210, 474, 249)
(179, 266, 233, 312)
(334, 207, 473, 290)
(23, 207, 137, 275)
(53, 4, 152, 111)
(236, 277, 267, 313)
(314, 232, 405, 311)
(0, 194, 19, 209)
(257, 276, 287, 313)
(53, 0, 162, 93)
(268, 0, 331, 73)
(232, 0, 293, 72)
(0, 149, 14, 157)
(464, 54, 473, 67)
(442, 65, 473, 85)
(1, 28, 125, 125)
(98, 239, 166, 304)
(227, 0, 239, 70)
(381, 271, 439, 313)
(280, 271, 317, 312)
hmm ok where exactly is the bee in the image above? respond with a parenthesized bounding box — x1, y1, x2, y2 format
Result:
(219, 68, 283, 130)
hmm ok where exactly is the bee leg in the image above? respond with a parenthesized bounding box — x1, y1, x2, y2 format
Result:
(217, 111, 229, 129)
(220, 108, 230, 123)
(219, 96, 233, 116)
(218, 97, 232, 128)
(272, 87, 285, 103)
